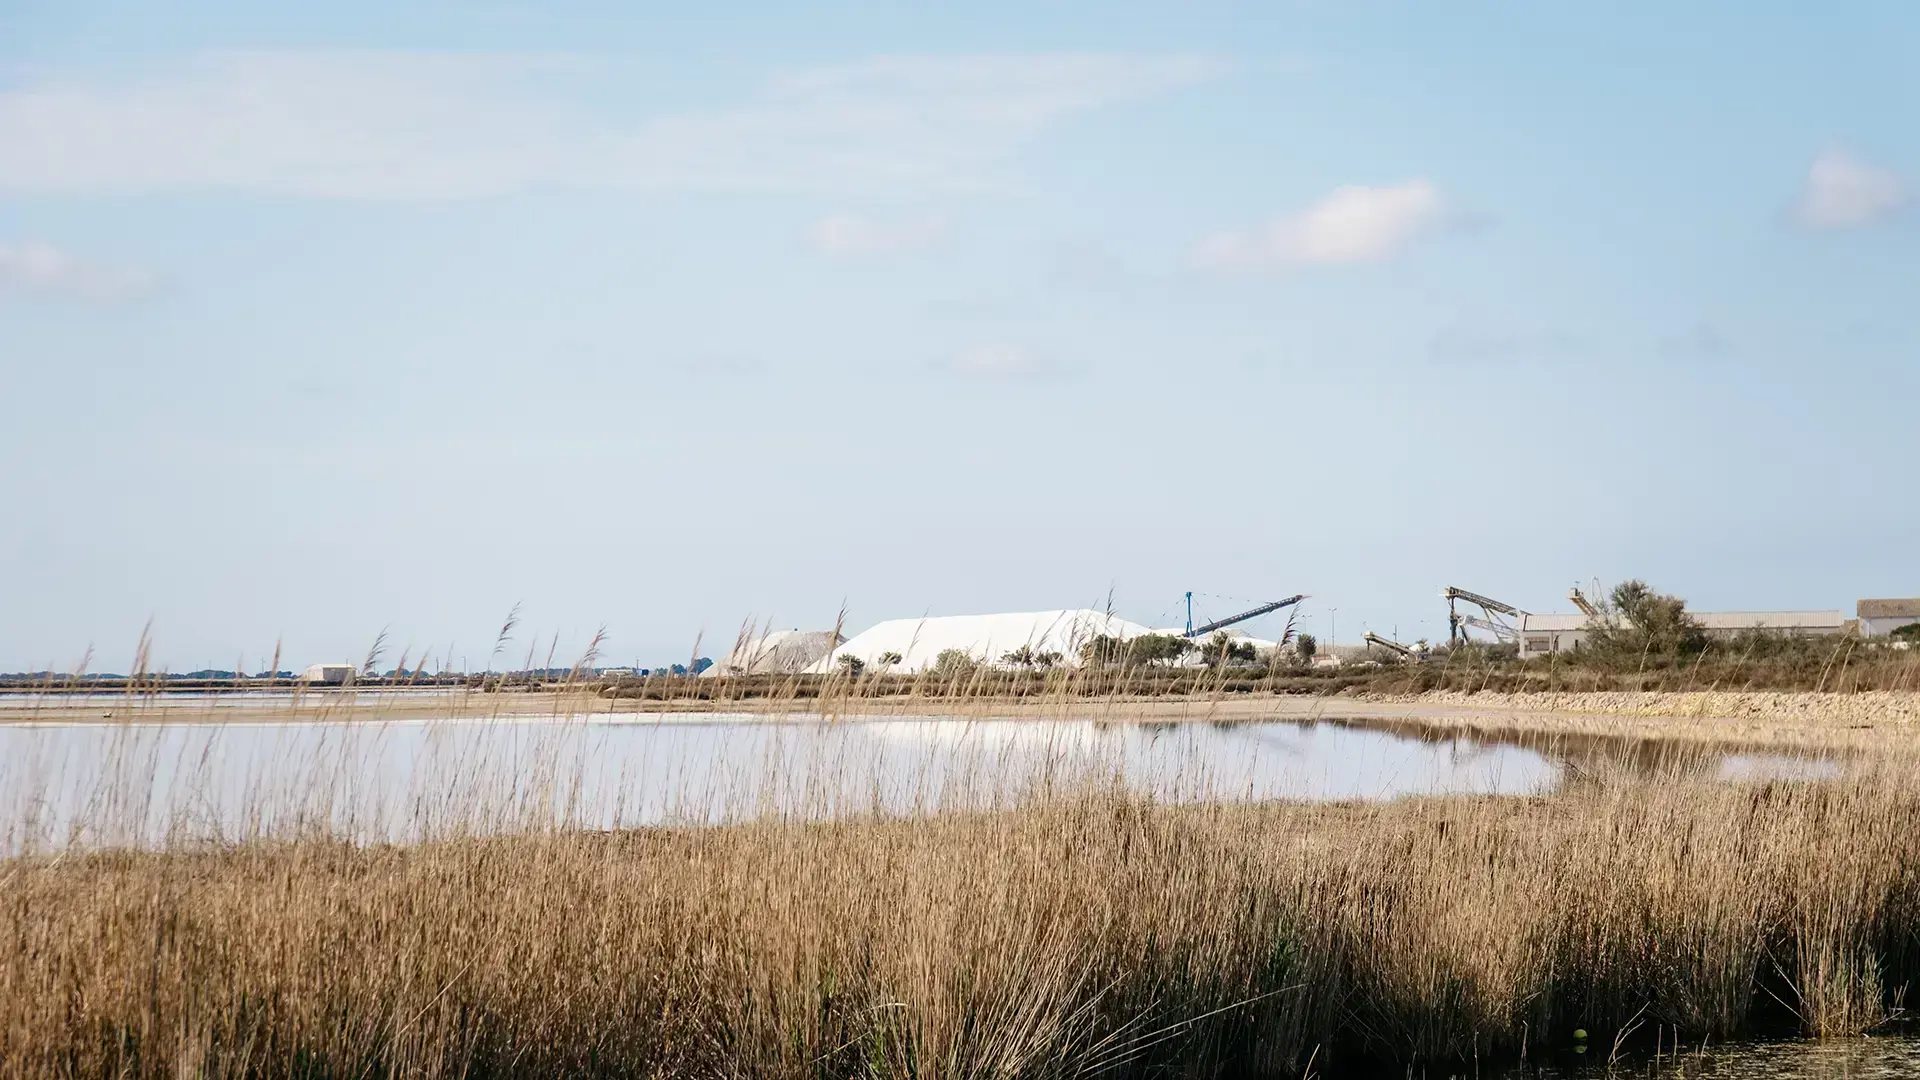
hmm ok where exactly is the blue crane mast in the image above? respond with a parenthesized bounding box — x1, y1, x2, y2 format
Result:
(1182, 594, 1307, 639)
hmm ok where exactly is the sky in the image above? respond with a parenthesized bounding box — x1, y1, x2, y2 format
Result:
(2, 1, 1915, 672)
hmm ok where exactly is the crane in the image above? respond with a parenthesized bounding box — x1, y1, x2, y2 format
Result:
(1443, 586, 1528, 645)
(1569, 586, 1600, 617)
(1182, 594, 1306, 639)
(1363, 631, 1412, 657)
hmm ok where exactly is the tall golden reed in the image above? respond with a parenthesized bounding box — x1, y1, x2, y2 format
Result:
(1, 737, 1917, 1078)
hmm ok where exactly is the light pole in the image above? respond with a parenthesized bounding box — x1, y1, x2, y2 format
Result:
(1330, 609, 1338, 651)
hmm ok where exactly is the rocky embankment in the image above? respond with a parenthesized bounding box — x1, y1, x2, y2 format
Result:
(1356, 689, 1920, 750)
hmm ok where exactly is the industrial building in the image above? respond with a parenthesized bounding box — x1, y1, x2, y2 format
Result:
(1859, 598, 1920, 638)
(1512, 609, 1848, 658)
(298, 663, 355, 685)
(1442, 585, 1863, 658)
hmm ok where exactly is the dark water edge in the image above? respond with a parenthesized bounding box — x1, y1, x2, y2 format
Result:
(1508, 1033, 1920, 1079)
(1333, 1031, 1920, 1079)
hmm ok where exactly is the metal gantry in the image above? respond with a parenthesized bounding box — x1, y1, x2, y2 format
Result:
(1443, 586, 1528, 645)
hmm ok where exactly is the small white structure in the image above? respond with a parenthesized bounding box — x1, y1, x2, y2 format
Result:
(299, 663, 355, 686)
(1859, 599, 1920, 638)
(705, 628, 842, 677)
(811, 610, 1158, 674)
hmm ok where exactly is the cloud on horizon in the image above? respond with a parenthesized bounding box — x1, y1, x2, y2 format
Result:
(1796, 149, 1909, 230)
(0, 241, 160, 302)
(0, 50, 1221, 200)
(1195, 180, 1454, 269)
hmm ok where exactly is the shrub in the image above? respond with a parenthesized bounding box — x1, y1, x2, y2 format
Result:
(930, 648, 978, 680)
(1202, 632, 1257, 667)
(1081, 634, 1196, 669)
(1000, 646, 1064, 670)
(1583, 580, 1708, 664)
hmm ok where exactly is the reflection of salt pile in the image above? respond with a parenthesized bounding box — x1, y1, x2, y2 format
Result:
(705, 629, 842, 677)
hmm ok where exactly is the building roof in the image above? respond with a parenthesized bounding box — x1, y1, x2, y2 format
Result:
(1859, 598, 1920, 619)
(811, 610, 1157, 674)
(1692, 611, 1846, 630)
(1518, 610, 1847, 633)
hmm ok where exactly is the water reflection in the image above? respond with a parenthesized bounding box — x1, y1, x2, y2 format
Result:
(0, 715, 1555, 851)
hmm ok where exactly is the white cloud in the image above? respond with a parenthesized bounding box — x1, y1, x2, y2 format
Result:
(1195, 180, 1452, 269)
(1796, 149, 1909, 229)
(0, 241, 159, 301)
(0, 50, 1219, 199)
(807, 214, 946, 257)
(948, 344, 1051, 378)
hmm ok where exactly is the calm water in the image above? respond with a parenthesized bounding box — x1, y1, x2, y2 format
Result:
(0, 706, 1845, 852)
(1509, 1034, 1920, 1078)
(0, 713, 1556, 850)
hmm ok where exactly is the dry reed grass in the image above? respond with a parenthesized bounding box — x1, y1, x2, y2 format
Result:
(2, 742, 1918, 1078)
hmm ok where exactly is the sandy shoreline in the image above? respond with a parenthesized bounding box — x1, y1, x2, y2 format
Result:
(5, 687, 1919, 751)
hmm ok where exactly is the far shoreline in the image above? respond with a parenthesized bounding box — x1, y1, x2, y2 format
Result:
(3, 686, 1917, 752)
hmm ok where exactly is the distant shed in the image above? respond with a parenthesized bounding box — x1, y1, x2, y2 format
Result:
(299, 663, 355, 685)
(1859, 599, 1920, 638)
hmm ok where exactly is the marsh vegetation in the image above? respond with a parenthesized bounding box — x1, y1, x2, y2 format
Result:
(1, 725, 1917, 1078)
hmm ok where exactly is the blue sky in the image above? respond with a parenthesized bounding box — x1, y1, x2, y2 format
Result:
(2, 1, 1915, 671)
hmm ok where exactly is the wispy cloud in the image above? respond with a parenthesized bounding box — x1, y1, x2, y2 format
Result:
(807, 213, 946, 257)
(0, 51, 1220, 200)
(1195, 181, 1454, 269)
(0, 241, 159, 301)
(946, 344, 1054, 379)
(1796, 149, 1909, 229)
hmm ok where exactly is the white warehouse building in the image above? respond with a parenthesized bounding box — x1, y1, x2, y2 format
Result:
(810, 610, 1161, 674)
(1858, 598, 1920, 638)
(298, 663, 355, 685)
(1514, 609, 1849, 659)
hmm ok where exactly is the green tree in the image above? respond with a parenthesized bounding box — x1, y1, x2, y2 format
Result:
(1891, 623, 1920, 643)
(1295, 633, 1317, 663)
(1079, 634, 1192, 668)
(1588, 579, 1708, 661)
(836, 654, 866, 677)
(1080, 635, 1126, 668)
(1129, 634, 1195, 666)
(1002, 645, 1063, 669)
(1203, 631, 1257, 667)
